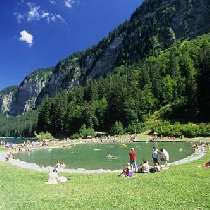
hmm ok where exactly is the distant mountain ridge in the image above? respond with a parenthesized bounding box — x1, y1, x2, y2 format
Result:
(1, 0, 210, 116)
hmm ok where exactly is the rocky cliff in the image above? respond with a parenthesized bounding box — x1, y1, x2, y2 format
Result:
(35, 34, 125, 105)
(0, 86, 18, 113)
(8, 68, 53, 116)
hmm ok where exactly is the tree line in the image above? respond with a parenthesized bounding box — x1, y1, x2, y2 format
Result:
(0, 111, 38, 137)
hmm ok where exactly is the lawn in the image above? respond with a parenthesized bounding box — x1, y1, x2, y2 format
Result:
(0, 151, 210, 209)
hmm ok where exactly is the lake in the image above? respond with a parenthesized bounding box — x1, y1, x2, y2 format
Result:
(14, 141, 194, 170)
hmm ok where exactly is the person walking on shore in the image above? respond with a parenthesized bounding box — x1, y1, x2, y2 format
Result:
(159, 148, 169, 168)
(129, 148, 137, 172)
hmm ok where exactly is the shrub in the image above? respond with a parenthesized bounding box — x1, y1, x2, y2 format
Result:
(35, 131, 53, 141)
(110, 121, 124, 135)
(125, 123, 144, 134)
(151, 122, 210, 137)
(79, 124, 96, 138)
(71, 133, 80, 139)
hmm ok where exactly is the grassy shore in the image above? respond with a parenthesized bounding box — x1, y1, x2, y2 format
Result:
(0, 149, 209, 209)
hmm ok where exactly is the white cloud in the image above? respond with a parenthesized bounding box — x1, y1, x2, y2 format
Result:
(64, 0, 74, 8)
(27, 2, 65, 23)
(14, 13, 24, 23)
(51, 0, 78, 8)
(14, 2, 66, 24)
(27, 3, 40, 21)
(49, 0, 56, 4)
(19, 30, 33, 47)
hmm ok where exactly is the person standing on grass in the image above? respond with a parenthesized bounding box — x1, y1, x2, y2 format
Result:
(129, 148, 137, 172)
(152, 146, 159, 165)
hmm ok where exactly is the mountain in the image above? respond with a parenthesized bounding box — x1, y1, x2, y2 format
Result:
(0, 86, 18, 113)
(0, 68, 53, 116)
(35, 0, 210, 105)
(1, 0, 210, 116)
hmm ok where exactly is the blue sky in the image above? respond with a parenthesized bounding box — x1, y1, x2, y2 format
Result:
(0, 0, 143, 90)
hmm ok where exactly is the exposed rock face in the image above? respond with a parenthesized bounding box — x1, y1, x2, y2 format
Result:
(1, 0, 210, 115)
(35, 57, 82, 105)
(0, 87, 17, 113)
(85, 35, 125, 80)
(36, 34, 125, 105)
(10, 78, 46, 115)
(9, 68, 53, 116)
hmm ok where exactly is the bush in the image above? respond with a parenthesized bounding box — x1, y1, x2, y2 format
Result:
(151, 122, 210, 137)
(71, 133, 80, 139)
(125, 123, 144, 134)
(79, 124, 96, 138)
(35, 131, 53, 141)
(110, 121, 124, 135)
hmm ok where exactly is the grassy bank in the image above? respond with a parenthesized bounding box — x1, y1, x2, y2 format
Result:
(0, 150, 210, 209)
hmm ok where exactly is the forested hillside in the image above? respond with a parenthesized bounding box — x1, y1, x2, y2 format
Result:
(35, 0, 210, 107)
(0, 111, 38, 137)
(36, 34, 210, 138)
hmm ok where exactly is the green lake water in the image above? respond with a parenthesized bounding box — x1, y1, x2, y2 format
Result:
(14, 142, 193, 170)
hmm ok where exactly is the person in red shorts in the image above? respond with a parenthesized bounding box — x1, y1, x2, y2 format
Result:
(129, 148, 137, 172)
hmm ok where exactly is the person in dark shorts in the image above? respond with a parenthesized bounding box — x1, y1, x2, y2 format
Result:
(152, 146, 159, 165)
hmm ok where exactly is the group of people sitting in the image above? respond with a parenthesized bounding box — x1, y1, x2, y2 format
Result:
(119, 160, 161, 177)
(119, 146, 169, 177)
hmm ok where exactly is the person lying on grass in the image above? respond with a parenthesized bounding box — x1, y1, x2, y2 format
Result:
(46, 168, 68, 184)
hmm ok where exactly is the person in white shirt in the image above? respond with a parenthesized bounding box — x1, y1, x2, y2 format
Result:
(46, 169, 68, 184)
(59, 162, 66, 172)
(138, 159, 150, 173)
(61, 162, 66, 169)
(47, 169, 59, 184)
(149, 162, 161, 173)
(159, 148, 169, 167)
(154, 162, 161, 172)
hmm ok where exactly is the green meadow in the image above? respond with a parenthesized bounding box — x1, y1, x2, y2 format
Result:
(0, 150, 210, 209)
